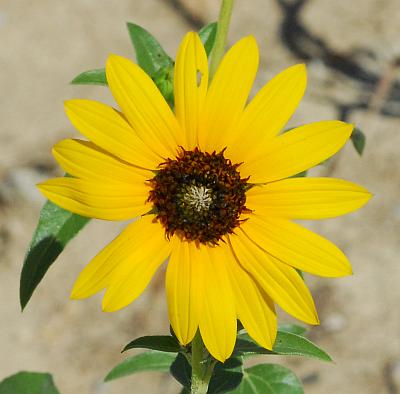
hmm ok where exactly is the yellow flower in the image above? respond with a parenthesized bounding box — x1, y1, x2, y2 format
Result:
(38, 32, 371, 362)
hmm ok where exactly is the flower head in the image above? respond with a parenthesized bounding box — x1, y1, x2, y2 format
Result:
(38, 32, 371, 362)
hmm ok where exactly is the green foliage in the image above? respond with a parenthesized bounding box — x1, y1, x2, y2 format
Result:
(234, 337, 273, 356)
(152, 66, 174, 107)
(0, 372, 60, 394)
(273, 331, 331, 361)
(125, 21, 217, 107)
(126, 22, 174, 77)
(104, 351, 176, 382)
(111, 327, 323, 391)
(208, 358, 243, 394)
(278, 324, 307, 336)
(122, 335, 181, 353)
(351, 127, 366, 156)
(170, 353, 244, 394)
(20, 201, 89, 310)
(70, 22, 217, 90)
(198, 22, 218, 56)
(70, 23, 174, 91)
(230, 364, 304, 394)
(235, 330, 332, 362)
(170, 353, 192, 390)
(70, 68, 107, 86)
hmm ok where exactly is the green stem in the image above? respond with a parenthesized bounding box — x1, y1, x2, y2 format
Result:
(191, 331, 214, 394)
(209, 0, 235, 79)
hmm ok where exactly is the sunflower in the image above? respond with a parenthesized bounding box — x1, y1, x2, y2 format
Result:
(38, 32, 371, 362)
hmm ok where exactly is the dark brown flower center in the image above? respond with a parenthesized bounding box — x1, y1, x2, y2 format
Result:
(148, 148, 250, 245)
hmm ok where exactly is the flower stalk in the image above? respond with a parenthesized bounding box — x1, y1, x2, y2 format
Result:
(191, 331, 214, 394)
(209, 0, 234, 79)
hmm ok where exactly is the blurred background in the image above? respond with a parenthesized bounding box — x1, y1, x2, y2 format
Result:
(0, 0, 399, 393)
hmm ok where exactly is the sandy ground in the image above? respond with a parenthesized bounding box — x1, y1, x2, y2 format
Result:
(0, 0, 399, 393)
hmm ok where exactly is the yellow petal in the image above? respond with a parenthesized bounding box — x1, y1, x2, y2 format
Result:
(247, 177, 372, 219)
(226, 253, 277, 349)
(106, 54, 183, 159)
(37, 177, 150, 221)
(102, 216, 171, 312)
(174, 32, 209, 150)
(166, 238, 204, 345)
(71, 220, 148, 299)
(240, 121, 353, 183)
(53, 139, 151, 184)
(198, 245, 237, 362)
(242, 215, 352, 277)
(229, 231, 319, 324)
(228, 64, 307, 163)
(64, 99, 161, 170)
(198, 36, 259, 153)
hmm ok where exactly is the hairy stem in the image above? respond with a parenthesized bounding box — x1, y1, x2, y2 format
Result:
(191, 331, 214, 394)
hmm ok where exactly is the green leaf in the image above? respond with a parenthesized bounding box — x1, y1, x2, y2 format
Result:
(20, 201, 90, 310)
(104, 351, 176, 382)
(278, 324, 307, 336)
(122, 335, 181, 353)
(234, 338, 274, 356)
(198, 22, 218, 57)
(70, 68, 107, 86)
(208, 358, 243, 394)
(152, 66, 174, 107)
(218, 358, 243, 370)
(208, 369, 243, 394)
(170, 353, 191, 390)
(230, 364, 304, 394)
(126, 22, 173, 77)
(351, 127, 366, 156)
(0, 372, 60, 394)
(273, 331, 331, 361)
(235, 331, 332, 362)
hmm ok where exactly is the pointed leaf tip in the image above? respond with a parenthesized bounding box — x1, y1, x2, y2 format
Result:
(20, 200, 89, 310)
(198, 22, 218, 56)
(70, 68, 107, 86)
(351, 127, 366, 155)
(235, 330, 332, 362)
(126, 22, 173, 77)
(104, 351, 176, 382)
(122, 335, 181, 353)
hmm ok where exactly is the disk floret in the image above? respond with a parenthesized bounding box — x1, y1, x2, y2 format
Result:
(148, 148, 249, 244)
